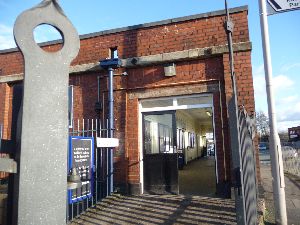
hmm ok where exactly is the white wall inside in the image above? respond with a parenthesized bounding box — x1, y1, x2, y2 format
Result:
(176, 109, 213, 164)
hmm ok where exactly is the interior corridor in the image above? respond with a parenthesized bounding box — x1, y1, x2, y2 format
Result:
(179, 157, 216, 196)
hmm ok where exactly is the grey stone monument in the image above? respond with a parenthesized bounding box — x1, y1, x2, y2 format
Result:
(13, 0, 80, 224)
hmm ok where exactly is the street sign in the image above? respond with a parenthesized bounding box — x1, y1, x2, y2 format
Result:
(268, 0, 300, 12)
(96, 138, 119, 148)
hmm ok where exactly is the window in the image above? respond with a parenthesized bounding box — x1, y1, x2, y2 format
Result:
(177, 128, 185, 150)
(144, 120, 152, 154)
(143, 113, 175, 154)
(158, 124, 173, 153)
(177, 95, 212, 106)
(141, 98, 173, 108)
(188, 132, 195, 148)
(109, 47, 118, 59)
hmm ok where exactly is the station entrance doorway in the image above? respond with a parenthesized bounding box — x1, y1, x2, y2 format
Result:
(140, 94, 217, 196)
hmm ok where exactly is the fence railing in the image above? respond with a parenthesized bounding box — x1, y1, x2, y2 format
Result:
(67, 118, 110, 223)
(238, 108, 257, 225)
(282, 146, 300, 177)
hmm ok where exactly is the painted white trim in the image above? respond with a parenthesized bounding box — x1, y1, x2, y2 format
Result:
(138, 102, 144, 194)
(140, 104, 213, 112)
(138, 93, 216, 194)
(173, 97, 178, 107)
(212, 103, 219, 184)
(140, 94, 213, 103)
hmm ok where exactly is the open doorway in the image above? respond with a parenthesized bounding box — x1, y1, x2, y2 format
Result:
(140, 94, 217, 196)
(177, 108, 216, 196)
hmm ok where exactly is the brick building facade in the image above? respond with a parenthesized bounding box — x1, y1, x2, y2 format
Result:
(0, 6, 259, 195)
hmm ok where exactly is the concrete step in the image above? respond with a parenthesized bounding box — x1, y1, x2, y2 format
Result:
(70, 194, 237, 225)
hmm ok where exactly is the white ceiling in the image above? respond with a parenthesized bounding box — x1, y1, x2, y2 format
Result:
(177, 108, 213, 132)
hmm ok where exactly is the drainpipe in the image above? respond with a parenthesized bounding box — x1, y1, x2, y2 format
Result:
(99, 58, 122, 195)
(108, 67, 114, 194)
(218, 81, 227, 181)
(97, 76, 101, 103)
(95, 76, 103, 137)
(224, 1, 246, 224)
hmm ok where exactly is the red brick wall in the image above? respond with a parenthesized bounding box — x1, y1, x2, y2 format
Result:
(0, 11, 249, 76)
(223, 52, 260, 183)
(125, 98, 140, 185)
(0, 84, 5, 130)
(0, 83, 6, 180)
(0, 83, 12, 140)
(223, 52, 255, 112)
(86, 58, 231, 188)
(69, 72, 99, 120)
(0, 83, 13, 180)
(213, 91, 231, 182)
(0, 9, 258, 188)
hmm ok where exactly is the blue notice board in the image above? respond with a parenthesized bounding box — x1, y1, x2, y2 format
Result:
(68, 136, 94, 204)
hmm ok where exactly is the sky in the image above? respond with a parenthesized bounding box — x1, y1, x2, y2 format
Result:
(0, 0, 299, 132)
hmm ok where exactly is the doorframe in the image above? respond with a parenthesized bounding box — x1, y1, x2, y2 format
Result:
(138, 94, 216, 194)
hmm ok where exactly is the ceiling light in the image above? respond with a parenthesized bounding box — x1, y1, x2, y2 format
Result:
(206, 111, 212, 117)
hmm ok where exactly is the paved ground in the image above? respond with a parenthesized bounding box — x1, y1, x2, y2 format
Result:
(70, 194, 237, 225)
(260, 164, 300, 225)
(179, 157, 216, 196)
(70, 158, 236, 225)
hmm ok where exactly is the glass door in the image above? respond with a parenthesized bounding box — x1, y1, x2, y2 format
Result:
(142, 111, 178, 194)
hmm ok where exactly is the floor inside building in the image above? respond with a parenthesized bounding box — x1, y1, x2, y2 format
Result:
(179, 156, 216, 197)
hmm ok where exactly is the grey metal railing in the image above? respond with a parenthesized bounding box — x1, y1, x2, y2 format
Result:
(237, 108, 258, 225)
(67, 118, 110, 223)
(282, 146, 300, 177)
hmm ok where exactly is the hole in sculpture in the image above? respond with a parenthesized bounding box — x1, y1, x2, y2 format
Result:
(33, 24, 63, 52)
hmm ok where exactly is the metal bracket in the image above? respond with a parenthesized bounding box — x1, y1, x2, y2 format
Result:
(233, 167, 242, 195)
(225, 20, 234, 33)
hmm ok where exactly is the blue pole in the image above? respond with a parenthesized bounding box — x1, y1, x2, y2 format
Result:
(108, 67, 114, 194)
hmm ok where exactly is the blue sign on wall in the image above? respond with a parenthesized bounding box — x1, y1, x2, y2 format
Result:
(68, 136, 94, 204)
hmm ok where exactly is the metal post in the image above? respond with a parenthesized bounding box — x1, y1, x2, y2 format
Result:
(224, 1, 246, 224)
(258, 0, 287, 224)
(97, 76, 101, 102)
(99, 58, 121, 195)
(108, 67, 114, 194)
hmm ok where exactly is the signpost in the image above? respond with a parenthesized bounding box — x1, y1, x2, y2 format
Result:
(268, 0, 300, 13)
(259, 0, 299, 224)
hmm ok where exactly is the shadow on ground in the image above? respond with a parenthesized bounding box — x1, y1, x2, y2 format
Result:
(260, 163, 300, 225)
(70, 194, 236, 225)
